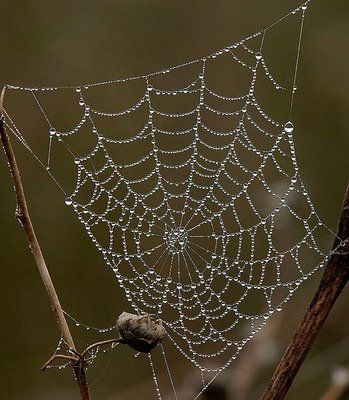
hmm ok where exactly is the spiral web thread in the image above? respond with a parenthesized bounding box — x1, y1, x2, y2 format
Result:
(3, 1, 343, 398)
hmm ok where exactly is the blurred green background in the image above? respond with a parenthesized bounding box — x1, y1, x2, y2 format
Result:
(0, 1, 348, 399)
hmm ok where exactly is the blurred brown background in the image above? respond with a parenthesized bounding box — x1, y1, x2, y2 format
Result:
(0, 1, 348, 399)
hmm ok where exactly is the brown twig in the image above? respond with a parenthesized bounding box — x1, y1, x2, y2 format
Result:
(41, 355, 80, 371)
(0, 86, 91, 400)
(260, 184, 349, 400)
(81, 338, 124, 358)
(41, 338, 124, 371)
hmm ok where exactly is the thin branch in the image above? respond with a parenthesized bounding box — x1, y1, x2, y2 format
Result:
(41, 355, 79, 371)
(260, 184, 349, 400)
(0, 86, 91, 400)
(81, 338, 124, 358)
(42, 338, 124, 373)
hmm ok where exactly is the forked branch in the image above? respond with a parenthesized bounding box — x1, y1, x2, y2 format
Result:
(260, 184, 349, 400)
(0, 86, 91, 400)
(41, 338, 124, 371)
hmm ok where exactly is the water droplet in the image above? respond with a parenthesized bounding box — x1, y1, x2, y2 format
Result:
(301, 4, 308, 11)
(284, 121, 294, 133)
(49, 127, 56, 136)
(255, 52, 262, 60)
(65, 197, 73, 206)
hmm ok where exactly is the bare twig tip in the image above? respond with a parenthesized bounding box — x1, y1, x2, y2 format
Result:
(0, 85, 6, 115)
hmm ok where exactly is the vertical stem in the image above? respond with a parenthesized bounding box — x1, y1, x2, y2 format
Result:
(74, 366, 91, 400)
(260, 184, 349, 400)
(0, 86, 91, 400)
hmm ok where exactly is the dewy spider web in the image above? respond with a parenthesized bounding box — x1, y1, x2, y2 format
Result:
(3, 1, 343, 398)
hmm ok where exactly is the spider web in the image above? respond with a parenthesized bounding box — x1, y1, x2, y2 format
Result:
(3, 1, 341, 397)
